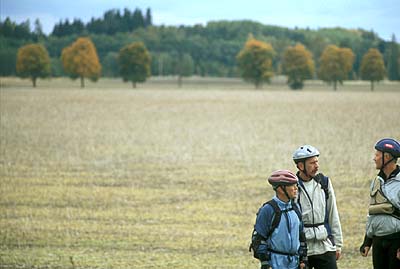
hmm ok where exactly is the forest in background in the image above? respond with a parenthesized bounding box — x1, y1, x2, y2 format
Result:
(1, 7, 399, 80)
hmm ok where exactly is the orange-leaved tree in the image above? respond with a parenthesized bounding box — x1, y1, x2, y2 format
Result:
(16, 43, 51, 87)
(281, 43, 315, 90)
(61, 37, 101, 88)
(318, 45, 355, 90)
(236, 37, 275, 89)
(360, 48, 386, 91)
(118, 42, 151, 88)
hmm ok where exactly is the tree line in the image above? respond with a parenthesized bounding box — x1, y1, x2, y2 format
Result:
(14, 34, 387, 91)
(52, 8, 152, 37)
(1, 7, 399, 88)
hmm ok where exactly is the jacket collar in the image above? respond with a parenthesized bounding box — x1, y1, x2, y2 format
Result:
(378, 165, 400, 180)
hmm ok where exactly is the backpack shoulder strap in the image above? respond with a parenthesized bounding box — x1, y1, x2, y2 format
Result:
(314, 173, 335, 244)
(259, 199, 302, 239)
(314, 173, 329, 200)
(291, 200, 302, 222)
(265, 199, 281, 239)
(249, 199, 280, 255)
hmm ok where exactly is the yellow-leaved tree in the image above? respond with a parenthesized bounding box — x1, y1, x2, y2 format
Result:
(61, 37, 101, 88)
(360, 48, 386, 91)
(318, 45, 355, 90)
(281, 43, 315, 90)
(236, 36, 275, 89)
(16, 43, 51, 87)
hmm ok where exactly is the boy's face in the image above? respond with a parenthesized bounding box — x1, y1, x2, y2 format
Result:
(286, 184, 299, 199)
(278, 183, 298, 199)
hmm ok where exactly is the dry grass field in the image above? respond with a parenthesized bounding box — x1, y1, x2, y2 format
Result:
(0, 77, 399, 268)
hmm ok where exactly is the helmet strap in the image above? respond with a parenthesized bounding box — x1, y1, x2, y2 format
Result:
(282, 186, 291, 201)
(380, 152, 396, 173)
(297, 160, 310, 179)
(302, 160, 310, 177)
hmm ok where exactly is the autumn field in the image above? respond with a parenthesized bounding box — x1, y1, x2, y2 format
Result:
(0, 77, 399, 269)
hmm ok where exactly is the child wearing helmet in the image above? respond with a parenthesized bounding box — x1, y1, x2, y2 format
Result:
(360, 138, 400, 269)
(249, 170, 307, 269)
(292, 145, 343, 269)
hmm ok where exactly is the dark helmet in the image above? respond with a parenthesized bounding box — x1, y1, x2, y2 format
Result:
(268, 169, 298, 187)
(375, 138, 400, 158)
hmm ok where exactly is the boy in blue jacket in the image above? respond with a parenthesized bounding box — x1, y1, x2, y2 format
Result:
(250, 170, 307, 269)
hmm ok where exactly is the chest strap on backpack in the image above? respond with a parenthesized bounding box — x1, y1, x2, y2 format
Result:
(304, 222, 324, 228)
(267, 247, 297, 256)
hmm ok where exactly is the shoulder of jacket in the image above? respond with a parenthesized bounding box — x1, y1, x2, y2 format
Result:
(258, 200, 276, 215)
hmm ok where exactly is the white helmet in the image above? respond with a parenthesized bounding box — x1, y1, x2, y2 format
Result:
(292, 145, 320, 163)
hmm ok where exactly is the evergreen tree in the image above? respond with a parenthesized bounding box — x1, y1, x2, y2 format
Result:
(145, 8, 152, 27)
(387, 34, 399, 80)
(34, 19, 44, 37)
(132, 8, 145, 30)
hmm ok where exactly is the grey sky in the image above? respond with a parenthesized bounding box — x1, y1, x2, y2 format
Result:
(1, 0, 399, 41)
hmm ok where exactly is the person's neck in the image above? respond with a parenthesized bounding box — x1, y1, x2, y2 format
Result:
(276, 193, 290, 203)
(298, 172, 312, 182)
(382, 163, 397, 179)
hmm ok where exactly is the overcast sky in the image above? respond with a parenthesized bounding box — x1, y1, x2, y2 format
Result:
(2, 0, 399, 41)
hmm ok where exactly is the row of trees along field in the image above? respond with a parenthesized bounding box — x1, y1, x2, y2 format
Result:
(1, 7, 399, 88)
(14, 35, 387, 91)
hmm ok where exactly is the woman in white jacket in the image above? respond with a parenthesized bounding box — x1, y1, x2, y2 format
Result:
(292, 145, 343, 269)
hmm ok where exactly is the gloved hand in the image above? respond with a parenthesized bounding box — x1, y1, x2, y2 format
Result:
(359, 234, 372, 257)
(260, 261, 271, 269)
(299, 258, 309, 269)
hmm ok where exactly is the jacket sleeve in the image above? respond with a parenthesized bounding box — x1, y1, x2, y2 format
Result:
(254, 205, 273, 259)
(382, 175, 400, 210)
(327, 179, 343, 250)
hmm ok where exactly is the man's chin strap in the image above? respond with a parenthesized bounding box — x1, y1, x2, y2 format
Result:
(297, 160, 311, 179)
(380, 152, 396, 173)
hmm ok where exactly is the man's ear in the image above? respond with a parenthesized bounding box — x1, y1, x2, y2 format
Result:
(384, 152, 394, 161)
(297, 162, 304, 171)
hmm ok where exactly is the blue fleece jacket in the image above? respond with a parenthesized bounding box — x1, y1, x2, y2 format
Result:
(255, 196, 302, 269)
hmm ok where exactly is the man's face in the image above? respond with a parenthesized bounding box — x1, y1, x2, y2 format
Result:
(303, 156, 319, 177)
(374, 150, 383, 169)
(373, 150, 393, 170)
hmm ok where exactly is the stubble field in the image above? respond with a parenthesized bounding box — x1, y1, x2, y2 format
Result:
(0, 77, 399, 268)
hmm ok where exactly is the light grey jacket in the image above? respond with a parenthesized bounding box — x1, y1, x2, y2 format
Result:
(366, 171, 400, 238)
(297, 177, 343, 256)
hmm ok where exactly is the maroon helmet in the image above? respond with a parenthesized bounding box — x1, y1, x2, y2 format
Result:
(268, 169, 298, 187)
